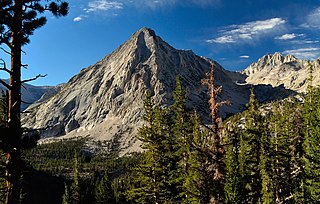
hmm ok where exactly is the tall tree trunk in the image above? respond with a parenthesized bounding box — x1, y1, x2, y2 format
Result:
(6, 0, 22, 203)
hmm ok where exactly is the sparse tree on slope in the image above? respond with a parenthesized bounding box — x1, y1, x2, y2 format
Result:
(0, 1, 68, 203)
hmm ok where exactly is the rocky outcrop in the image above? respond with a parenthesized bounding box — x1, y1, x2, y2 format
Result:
(242, 52, 320, 92)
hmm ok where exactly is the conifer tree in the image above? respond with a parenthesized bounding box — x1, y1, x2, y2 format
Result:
(172, 76, 193, 201)
(269, 100, 303, 203)
(239, 88, 263, 203)
(184, 112, 220, 204)
(62, 183, 70, 204)
(94, 174, 115, 204)
(70, 151, 81, 204)
(0, 1, 68, 203)
(224, 118, 241, 204)
(302, 62, 320, 202)
(128, 94, 175, 203)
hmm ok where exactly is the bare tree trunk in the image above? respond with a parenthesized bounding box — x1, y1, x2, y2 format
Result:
(5, 0, 22, 203)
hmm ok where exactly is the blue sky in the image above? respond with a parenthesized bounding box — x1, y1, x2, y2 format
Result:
(1, 0, 320, 86)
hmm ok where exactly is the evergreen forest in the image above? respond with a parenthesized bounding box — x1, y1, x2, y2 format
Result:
(1, 70, 320, 203)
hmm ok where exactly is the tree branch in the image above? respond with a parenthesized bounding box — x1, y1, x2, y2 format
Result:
(0, 47, 11, 56)
(21, 64, 28, 69)
(21, 74, 47, 83)
(0, 79, 11, 90)
(0, 58, 12, 74)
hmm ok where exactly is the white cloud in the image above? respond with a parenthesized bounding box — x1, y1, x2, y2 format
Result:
(282, 48, 320, 60)
(85, 0, 123, 13)
(126, 0, 213, 9)
(275, 33, 297, 40)
(240, 55, 250, 59)
(291, 39, 319, 44)
(207, 18, 286, 44)
(206, 36, 235, 44)
(73, 16, 83, 22)
(303, 7, 320, 29)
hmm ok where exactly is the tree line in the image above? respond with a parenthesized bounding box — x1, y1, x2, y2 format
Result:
(128, 68, 320, 203)
(1, 65, 320, 203)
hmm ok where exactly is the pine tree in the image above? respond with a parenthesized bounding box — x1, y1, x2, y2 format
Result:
(224, 117, 241, 204)
(184, 112, 219, 204)
(0, 1, 68, 203)
(62, 183, 70, 204)
(172, 76, 193, 201)
(239, 88, 263, 203)
(302, 62, 320, 202)
(70, 151, 81, 204)
(128, 94, 175, 203)
(269, 100, 303, 203)
(94, 174, 115, 204)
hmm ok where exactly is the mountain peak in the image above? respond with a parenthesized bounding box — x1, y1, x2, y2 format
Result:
(242, 52, 317, 92)
(136, 27, 156, 37)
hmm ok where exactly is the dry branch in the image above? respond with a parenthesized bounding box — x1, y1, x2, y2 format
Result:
(0, 58, 12, 74)
(21, 74, 47, 83)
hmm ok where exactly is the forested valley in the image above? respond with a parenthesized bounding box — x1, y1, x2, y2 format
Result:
(1, 71, 320, 203)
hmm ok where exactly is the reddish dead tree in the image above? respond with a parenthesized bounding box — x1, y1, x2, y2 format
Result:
(0, 1, 68, 203)
(201, 63, 229, 204)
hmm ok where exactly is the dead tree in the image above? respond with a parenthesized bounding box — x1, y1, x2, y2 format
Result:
(201, 63, 229, 203)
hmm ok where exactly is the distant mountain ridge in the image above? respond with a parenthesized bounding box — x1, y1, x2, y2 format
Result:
(0, 79, 62, 110)
(21, 28, 310, 153)
(242, 52, 320, 92)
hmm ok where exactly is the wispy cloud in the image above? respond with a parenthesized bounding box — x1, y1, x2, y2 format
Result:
(275, 33, 301, 40)
(75, 0, 222, 19)
(291, 39, 319, 44)
(73, 0, 123, 22)
(73, 16, 83, 22)
(85, 0, 123, 13)
(125, 0, 220, 9)
(206, 36, 235, 44)
(303, 7, 320, 29)
(282, 48, 320, 60)
(207, 18, 286, 44)
(240, 55, 250, 59)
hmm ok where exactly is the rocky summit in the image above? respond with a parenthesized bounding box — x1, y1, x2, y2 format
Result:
(22, 28, 300, 153)
(242, 52, 320, 92)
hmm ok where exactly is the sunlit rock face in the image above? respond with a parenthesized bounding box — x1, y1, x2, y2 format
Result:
(242, 52, 320, 92)
(23, 28, 306, 153)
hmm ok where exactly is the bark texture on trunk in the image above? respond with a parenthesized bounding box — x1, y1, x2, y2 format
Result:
(5, 0, 22, 203)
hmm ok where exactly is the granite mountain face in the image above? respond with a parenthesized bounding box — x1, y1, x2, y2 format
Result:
(22, 28, 251, 151)
(21, 28, 315, 152)
(242, 52, 320, 92)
